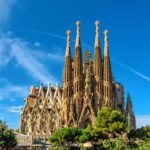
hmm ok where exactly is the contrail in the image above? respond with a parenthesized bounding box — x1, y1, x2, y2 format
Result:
(15, 29, 93, 49)
(112, 59, 150, 82)
(13, 28, 150, 82)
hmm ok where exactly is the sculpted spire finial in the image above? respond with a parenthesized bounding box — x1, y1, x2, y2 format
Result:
(65, 30, 71, 57)
(75, 21, 81, 47)
(95, 20, 100, 47)
(56, 82, 59, 87)
(104, 29, 109, 56)
(48, 82, 51, 87)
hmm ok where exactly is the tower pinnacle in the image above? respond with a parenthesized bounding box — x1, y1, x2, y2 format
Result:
(103, 29, 112, 107)
(104, 29, 109, 56)
(126, 94, 136, 129)
(93, 20, 102, 106)
(95, 20, 100, 47)
(74, 20, 83, 94)
(75, 21, 81, 48)
(126, 94, 133, 110)
(65, 30, 71, 57)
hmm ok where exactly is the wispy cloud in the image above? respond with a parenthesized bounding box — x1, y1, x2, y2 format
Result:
(30, 46, 64, 62)
(136, 115, 150, 128)
(11, 39, 55, 84)
(0, 33, 58, 85)
(0, 0, 17, 23)
(8, 106, 22, 113)
(34, 41, 41, 47)
(0, 35, 13, 66)
(0, 78, 28, 101)
(112, 59, 150, 82)
(45, 32, 92, 49)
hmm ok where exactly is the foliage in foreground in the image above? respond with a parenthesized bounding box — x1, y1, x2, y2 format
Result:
(95, 107, 127, 137)
(49, 107, 128, 145)
(0, 120, 17, 149)
(128, 125, 150, 140)
(49, 127, 82, 145)
(49, 107, 150, 149)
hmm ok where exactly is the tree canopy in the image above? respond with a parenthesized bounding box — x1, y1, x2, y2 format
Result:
(49, 107, 128, 146)
(96, 107, 127, 135)
(48, 108, 150, 149)
(0, 120, 17, 150)
(128, 125, 150, 140)
(49, 127, 82, 145)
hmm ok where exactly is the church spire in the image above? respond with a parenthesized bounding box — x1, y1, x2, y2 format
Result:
(94, 20, 102, 74)
(94, 21, 100, 48)
(104, 29, 109, 57)
(62, 30, 72, 98)
(93, 21, 102, 110)
(126, 94, 136, 129)
(65, 30, 71, 57)
(73, 21, 83, 95)
(103, 29, 112, 108)
(75, 21, 81, 48)
(126, 94, 133, 112)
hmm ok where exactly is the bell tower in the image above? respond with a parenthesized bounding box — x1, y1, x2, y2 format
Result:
(63, 30, 73, 98)
(103, 30, 113, 107)
(73, 21, 83, 96)
(93, 21, 103, 110)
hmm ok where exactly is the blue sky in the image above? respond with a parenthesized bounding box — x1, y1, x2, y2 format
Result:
(0, 0, 150, 129)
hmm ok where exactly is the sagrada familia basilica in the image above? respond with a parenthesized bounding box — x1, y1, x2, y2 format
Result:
(20, 21, 136, 140)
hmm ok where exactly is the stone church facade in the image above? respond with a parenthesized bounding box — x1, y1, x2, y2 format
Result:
(20, 21, 136, 140)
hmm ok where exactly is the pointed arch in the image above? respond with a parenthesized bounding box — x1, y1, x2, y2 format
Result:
(83, 117, 92, 128)
(68, 119, 74, 126)
(78, 104, 96, 128)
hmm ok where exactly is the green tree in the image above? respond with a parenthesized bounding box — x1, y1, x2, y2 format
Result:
(49, 127, 82, 145)
(95, 107, 127, 137)
(128, 125, 150, 140)
(102, 139, 112, 150)
(0, 120, 17, 150)
(109, 110, 127, 133)
(112, 138, 128, 150)
(79, 125, 93, 143)
(96, 107, 111, 129)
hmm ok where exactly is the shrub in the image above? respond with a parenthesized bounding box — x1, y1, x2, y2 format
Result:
(0, 120, 17, 149)
(49, 127, 82, 145)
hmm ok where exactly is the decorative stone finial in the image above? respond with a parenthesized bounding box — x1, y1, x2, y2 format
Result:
(95, 20, 99, 26)
(104, 29, 109, 35)
(48, 82, 51, 87)
(65, 30, 71, 57)
(95, 20, 100, 47)
(56, 82, 59, 87)
(75, 21, 81, 47)
(40, 82, 43, 87)
(66, 30, 71, 36)
(104, 29, 109, 56)
(76, 20, 81, 26)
